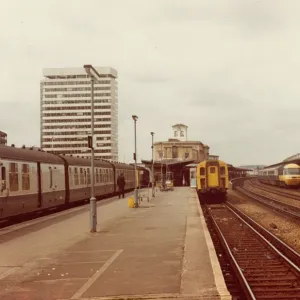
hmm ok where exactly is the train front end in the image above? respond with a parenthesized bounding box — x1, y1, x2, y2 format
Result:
(196, 159, 228, 202)
(281, 163, 300, 187)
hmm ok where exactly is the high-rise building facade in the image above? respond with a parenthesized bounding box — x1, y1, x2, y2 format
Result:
(40, 67, 118, 161)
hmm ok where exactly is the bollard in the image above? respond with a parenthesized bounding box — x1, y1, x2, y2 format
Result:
(128, 197, 135, 208)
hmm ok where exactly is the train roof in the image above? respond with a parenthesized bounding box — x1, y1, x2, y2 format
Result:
(0, 144, 64, 164)
(262, 162, 300, 170)
(283, 163, 300, 168)
(113, 162, 135, 170)
(59, 154, 113, 167)
(59, 155, 135, 169)
(199, 159, 227, 166)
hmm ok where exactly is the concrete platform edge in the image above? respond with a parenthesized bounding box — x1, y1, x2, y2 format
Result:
(195, 189, 232, 300)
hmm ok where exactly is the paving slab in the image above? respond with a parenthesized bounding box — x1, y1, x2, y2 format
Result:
(0, 188, 231, 300)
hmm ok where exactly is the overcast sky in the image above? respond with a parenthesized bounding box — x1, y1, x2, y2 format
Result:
(1, 0, 300, 166)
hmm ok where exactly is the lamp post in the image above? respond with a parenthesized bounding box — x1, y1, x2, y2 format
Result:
(83, 64, 102, 232)
(161, 142, 163, 188)
(150, 132, 155, 197)
(132, 115, 138, 207)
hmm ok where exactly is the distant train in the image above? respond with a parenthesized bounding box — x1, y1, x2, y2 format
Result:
(196, 159, 229, 202)
(258, 163, 300, 188)
(0, 144, 149, 221)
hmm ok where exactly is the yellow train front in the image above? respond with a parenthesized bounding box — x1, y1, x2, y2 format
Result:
(196, 159, 229, 202)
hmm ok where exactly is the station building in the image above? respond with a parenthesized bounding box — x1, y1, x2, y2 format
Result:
(0, 131, 7, 145)
(153, 124, 209, 162)
(142, 124, 210, 187)
(141, 125, 251, 187)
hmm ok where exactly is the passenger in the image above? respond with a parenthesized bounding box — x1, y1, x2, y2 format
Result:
(117, 173, 125, 198)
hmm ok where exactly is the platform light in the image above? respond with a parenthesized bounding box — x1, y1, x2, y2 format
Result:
(132, 115, 138, 207)
(150, 132, 155, 198)
(83, 64, 102, 233)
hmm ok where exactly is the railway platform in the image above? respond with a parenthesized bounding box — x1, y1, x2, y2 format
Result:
(0, 188, 231, 300)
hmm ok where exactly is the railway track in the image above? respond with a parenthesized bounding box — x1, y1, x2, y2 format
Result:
(201, 204, 245, 299)
(236, 184, 300, 221)
(248, 180, 300, 201)
(205, 202, 300, 299)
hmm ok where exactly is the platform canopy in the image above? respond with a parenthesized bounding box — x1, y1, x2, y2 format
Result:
(141, 159, 195, 168)
(227, 164, 252, 172)
(283, 153, 300, 162)
(281, 153, 300, 166)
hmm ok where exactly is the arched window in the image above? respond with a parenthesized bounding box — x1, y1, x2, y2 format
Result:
(174, 131, 178, 137)
(180, 130, 184, 137)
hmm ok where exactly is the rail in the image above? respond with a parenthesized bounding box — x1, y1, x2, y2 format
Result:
(227, 202, 300, 268)
(206, 202, 300, 299)
(206, 204, 255, 300)
(237, 185, 300, 221)
(248, 179, 300, 201)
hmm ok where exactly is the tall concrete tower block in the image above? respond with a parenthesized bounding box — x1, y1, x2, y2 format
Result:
(172, 124, 188, 141)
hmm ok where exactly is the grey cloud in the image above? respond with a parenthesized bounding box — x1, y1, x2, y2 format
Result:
(230, 1, 285, 33)
(133, 74, 170, 83)
(1, 0, 300, 167)
(1, 101, 40, 147)
(154, 1, 285, 34)
(188, 89, 250, 108)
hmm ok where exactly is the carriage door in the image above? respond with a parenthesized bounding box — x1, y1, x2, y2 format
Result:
(190, 168, 196, 188)
(0, 165, 6, 195)
(208, 166, 219, 187)
(49, 166, 57, 203)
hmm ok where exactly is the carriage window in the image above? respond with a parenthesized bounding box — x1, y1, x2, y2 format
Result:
(84, 169, 87, 184)
(220, 166, 225, 175)
(87, 168, 91, 184)
(96, 168, 99, 183)
(210, 167, 215, 173)
(80, 168, 84, 185)
(49, 166, 53, 188)
(99, 169, 103, 182)
(74, 167, 79, 185)
(200, 167, 205, 176)
(69, 167, 73, 186)
(22, 164, 30, 190)
(9, 163, 19, 191)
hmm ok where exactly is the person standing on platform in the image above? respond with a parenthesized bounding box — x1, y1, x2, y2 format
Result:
(117, 173, 125, 198)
